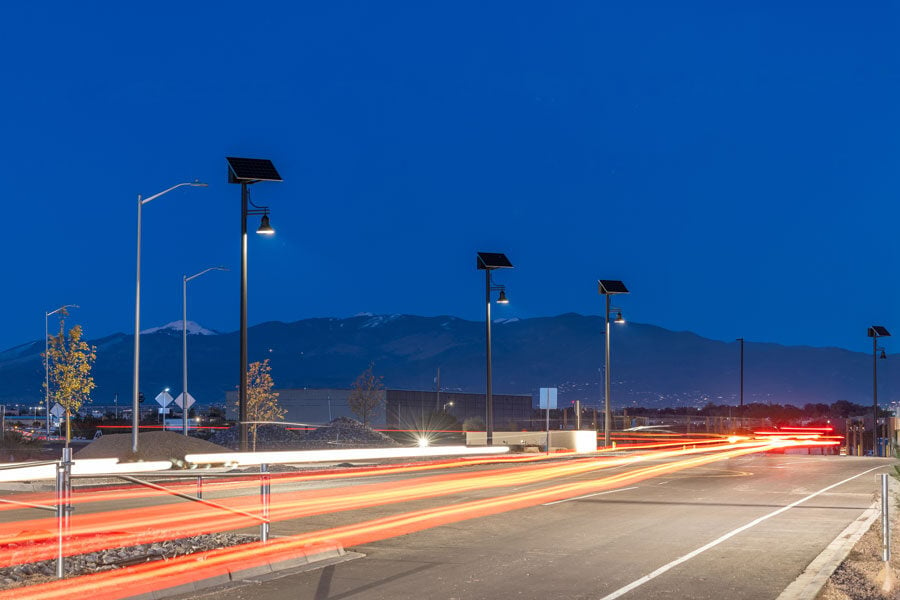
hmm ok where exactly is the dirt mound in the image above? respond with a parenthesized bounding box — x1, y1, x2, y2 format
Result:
(74, 432, 231, 464)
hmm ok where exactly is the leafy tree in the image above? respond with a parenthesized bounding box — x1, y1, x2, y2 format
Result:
(44, 312, 96, 445)
(348, 362, 384, 427)
(243, 359, 284, 451)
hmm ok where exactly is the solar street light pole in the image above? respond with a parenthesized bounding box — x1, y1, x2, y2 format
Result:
(868, 326, 890, 457)
(874, 334, 879, 457)
(598, 280, 628, 449)
(485, 269, 493, 446)
(604, 292, 612, 448)
(226, 158, 281, 454)
(477, 253, 513, 447)
(132, 181, 207, 454)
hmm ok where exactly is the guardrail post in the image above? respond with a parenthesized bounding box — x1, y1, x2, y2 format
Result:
(56, 447, 72, 578)
(196, 475, 203, 499)
(260, 463, 270, 543)
(883, 473, 891, 562)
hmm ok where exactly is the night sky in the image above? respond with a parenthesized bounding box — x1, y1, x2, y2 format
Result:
(2, 2, 899, 353)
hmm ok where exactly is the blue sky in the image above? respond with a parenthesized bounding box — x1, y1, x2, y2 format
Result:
(2, 1, 899, 352)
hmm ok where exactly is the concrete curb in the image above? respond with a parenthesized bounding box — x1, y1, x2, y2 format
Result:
(776, 501, 880, 600)
(130, 544, 364, 600)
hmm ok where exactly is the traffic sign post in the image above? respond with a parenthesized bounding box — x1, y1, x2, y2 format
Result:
(539, 388, 558, 455)
(174, 392, 195, 410)
(155, 390, 174, 408)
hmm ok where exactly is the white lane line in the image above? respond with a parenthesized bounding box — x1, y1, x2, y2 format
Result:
(543, 487, 638, 506)
(598, 465, 885, 600)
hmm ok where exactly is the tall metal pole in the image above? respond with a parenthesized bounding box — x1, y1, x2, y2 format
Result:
(485, 269, 493, 446)
(182, 276, 189, 435)
(132, 194, 143, 454)
(240, 182, 250, 453)
(739, 337, 744, 430)
(45, 312, 50, 436)
(604, 293, 611, 448)
(874, 335, 878, 457)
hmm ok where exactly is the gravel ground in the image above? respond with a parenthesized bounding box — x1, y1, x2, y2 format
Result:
(819, 481, 900, 600)
(0, 532, 257, 591)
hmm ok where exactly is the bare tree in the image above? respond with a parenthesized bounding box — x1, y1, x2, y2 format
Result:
(348, 362, 384, 427)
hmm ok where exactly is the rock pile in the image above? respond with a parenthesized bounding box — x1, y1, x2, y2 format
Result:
(0, 532, 256, 590)
(209, 418, 399, 450)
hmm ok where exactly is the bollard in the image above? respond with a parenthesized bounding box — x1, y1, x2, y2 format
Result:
(260, 463, 270, 543)
(196, 475, 203, 499)
(56, 447, 72, 578)
(883, 473, 891, 563)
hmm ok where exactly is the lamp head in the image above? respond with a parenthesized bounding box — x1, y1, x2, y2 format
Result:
(881, 349, 887, 360)
(257, 213, 275, 235)
(496, 289, 509, 304)
(614, 312, 625, 324)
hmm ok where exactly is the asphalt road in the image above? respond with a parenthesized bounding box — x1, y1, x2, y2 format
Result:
(170, 453, 893, 600)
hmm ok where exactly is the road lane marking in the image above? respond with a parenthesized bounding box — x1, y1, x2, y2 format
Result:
(597, 465, 885, 600)
(542, 487, 638, 505)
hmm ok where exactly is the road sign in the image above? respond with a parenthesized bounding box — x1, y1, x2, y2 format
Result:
(174, 392, 195, 410)
(158, 407, 171, 415)
(539, 388, 557, 409)
(50, 403, 65, 418)
(155, 391, 174, 407)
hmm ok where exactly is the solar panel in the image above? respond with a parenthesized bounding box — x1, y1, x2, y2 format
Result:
(477, 252, 514, 270)
(226, 157, 283, 183)
(598, 280, 629, 295)
(869, 326, 891, 337)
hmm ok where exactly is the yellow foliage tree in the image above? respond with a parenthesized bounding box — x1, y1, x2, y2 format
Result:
(44, 312, 97, 445)
(243, 359, 284, 451)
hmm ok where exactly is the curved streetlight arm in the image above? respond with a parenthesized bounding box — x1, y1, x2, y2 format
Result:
(46, 304, 78, 318)
(141, 181, 208, 205)
(185, 266, 229, 283)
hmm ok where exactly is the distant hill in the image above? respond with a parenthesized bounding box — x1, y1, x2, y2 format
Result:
(0, 314, 893, 409)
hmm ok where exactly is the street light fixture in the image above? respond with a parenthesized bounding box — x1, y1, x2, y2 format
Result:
(182, 266, 228, 435)
(132, 180, 207, 454)
(477, 252, 514, 446)
(227, 157, 282, 453)
(598, 280, 629, 449)
(868, 325, 890, 457)
(45, 304, 78, 436)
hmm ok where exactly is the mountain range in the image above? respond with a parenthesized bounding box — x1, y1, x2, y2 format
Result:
(0, 313, 894, 410)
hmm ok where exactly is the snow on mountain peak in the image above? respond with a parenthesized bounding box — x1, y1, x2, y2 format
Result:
(141, 321, 218, 335)
(361, 314, 401, 328)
